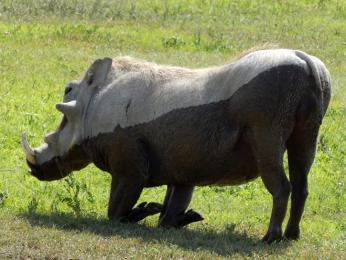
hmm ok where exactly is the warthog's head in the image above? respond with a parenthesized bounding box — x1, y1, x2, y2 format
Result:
(21, 58, 113, 181)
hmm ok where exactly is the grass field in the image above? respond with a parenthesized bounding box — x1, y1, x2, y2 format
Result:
(0, 0, 345, 259)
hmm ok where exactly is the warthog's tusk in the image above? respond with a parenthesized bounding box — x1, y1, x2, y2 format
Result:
(55, 100, 77, 120)
(21, 132, 36, 165)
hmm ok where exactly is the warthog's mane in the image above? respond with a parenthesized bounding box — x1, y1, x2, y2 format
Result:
(110, 44, 279, 81)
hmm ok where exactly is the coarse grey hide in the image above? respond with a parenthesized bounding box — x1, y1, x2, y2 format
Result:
(21, 48, 331, 243)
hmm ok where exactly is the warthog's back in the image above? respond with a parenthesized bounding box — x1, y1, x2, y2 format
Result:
(85, 49, 310, 138)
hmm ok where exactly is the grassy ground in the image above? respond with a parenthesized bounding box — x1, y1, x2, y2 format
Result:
(0, 0, 345, 259)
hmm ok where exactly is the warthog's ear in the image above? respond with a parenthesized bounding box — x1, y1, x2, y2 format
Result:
(85, 57, 112, 88)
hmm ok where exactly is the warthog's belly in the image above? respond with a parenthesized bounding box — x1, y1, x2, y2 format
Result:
(145, 132, 259, 187)
(125, 100, 259, 187)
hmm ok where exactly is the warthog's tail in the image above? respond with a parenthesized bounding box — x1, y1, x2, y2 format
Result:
(295, 50, 332, 118)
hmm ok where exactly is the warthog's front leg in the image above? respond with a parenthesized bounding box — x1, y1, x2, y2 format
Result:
(127, 202, 163, 222)
(107, 176, 146, 221)
(159, 185, 204, 228)
(106, 131, 164, 222)
(108, 175, 162, 222)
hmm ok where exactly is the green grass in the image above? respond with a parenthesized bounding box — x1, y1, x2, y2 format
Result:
(0, 0, 345, 258)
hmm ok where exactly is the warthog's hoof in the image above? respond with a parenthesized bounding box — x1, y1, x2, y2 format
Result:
(177, 209, 204, 227)
(284, 227, 300, 240)
(261, 228, 283, 244)
(126, 202, 163, 222)
(160, 209, 204, 228)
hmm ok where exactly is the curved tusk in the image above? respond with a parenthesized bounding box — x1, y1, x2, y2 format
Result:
(56, 100, 77, 119)
(21, 132, 36, 165)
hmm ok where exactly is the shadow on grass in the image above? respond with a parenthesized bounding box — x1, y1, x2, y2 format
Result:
(20, 212, 291, 257)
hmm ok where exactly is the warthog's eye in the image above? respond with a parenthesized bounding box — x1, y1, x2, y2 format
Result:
(64, 86, 72, 95)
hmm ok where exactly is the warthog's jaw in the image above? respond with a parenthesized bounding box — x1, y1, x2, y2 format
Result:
(26, 156, 67, 181)
(21, 133, 67, 181)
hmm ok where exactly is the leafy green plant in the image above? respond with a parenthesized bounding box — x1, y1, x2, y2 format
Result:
(0, 191, 8, 207)
(57, 175, 95, 217)
(28, 196, 39, 214)
(162, 36, 186, 48)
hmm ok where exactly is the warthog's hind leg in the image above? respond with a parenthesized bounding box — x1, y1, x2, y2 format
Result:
(284, 121, 320, 240)
(250, 128, 291, 243)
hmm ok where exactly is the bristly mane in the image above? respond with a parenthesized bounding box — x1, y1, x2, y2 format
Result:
(111, 43, 279, 78)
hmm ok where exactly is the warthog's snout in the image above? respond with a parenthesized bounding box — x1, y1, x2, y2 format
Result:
(21, 133, 65, 181)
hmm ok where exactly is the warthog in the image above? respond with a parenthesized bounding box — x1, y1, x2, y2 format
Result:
(22, 48, 331, 242)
